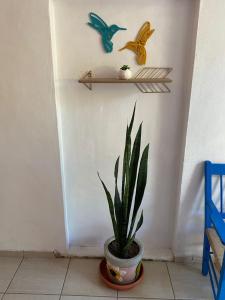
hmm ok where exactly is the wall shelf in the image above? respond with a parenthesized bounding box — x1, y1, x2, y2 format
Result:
(78, 67, 173, 93)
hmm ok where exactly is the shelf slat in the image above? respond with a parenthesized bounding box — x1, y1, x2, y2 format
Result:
(79, 78, 172, 84)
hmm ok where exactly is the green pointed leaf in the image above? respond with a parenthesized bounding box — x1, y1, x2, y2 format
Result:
(128, 103, 136, 134)
(122, 103, 135, 199)
(124, 211, 143, 252)
(122, 126, 131, 199)
(98, 172, 118, 239)
(135, 210, 143, 234)
(123, 134, 131, 218)
(128, 144, 149, 238)
(114, 157, 122, 241)
(121, 131, 131, 247)
(133, 144, 149, 216)
(114, 156, 119, 180)
(127, 123, 142, 217)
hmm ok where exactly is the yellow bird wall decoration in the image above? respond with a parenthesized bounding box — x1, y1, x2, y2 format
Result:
(119, 21, 155, 65)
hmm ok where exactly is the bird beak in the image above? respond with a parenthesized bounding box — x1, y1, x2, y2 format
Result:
(119, 46, 127, 51)
(119, 27, 127, 30)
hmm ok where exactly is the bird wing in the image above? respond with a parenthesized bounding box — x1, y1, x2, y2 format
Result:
(135, 21, 154, 46)
(102, 36, 113, 53)
(88, 12, 108, 35)
(136, 47, 146, 65)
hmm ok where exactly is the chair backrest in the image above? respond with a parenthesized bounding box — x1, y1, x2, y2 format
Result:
(205, 161, 225, 216)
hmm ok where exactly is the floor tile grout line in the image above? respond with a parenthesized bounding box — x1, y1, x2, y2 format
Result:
(1, 295, 201, 300)
(59, 257, 71, 300)
(118, 296, 175, 299)
(0, 295, 200, 300)
(3, 292, 61, 296)
(166, 262, 175, 300)
(61, 294, 117, 298)
(3, 256, 24, 298)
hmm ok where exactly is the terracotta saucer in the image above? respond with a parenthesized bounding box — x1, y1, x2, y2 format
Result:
(99, 259, 144, 290)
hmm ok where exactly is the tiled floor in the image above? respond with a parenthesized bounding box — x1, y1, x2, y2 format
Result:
(0, 257, 213, 300)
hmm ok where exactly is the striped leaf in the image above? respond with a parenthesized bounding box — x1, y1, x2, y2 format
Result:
(128, 102, 136, 135)
(114, 157, 122, 244)
(122, 126, 131, 199)
(121, 104, 135, 199)
(124, 211, 143, 252)
(127, 123, 142, 218)
(121, 137, 130, 248)
(135, 210, 144, 234)
(128, 144, 149, 238)
(98, 172, 118, 240)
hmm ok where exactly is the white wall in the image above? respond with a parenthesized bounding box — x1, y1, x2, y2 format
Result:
(0, 0, 67, 253)
(173, 0, 225, 258)
(2, 0, 219, 259)
(51, 0, 196, 257)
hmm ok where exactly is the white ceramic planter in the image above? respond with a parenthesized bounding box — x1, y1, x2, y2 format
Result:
(104, 237, 143, 285)
(119, 69, 132, 80)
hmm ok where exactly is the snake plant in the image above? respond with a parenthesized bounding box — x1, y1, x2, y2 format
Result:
(120, 65, 130, 70)
(98, 104, 149, 258)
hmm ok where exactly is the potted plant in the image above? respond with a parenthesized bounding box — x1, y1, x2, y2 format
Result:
(98, 104, 149, 286)
(119, 65, 132, 79)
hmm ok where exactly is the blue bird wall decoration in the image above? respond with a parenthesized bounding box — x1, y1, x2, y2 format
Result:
(87, 12, 127, 53)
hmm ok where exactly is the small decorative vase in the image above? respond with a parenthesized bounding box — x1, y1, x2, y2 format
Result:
(104, 237, 143, 285)
(119, 69, 132, 80)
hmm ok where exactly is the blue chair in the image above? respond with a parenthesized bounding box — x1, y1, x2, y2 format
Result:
(202, 161, 225, 300)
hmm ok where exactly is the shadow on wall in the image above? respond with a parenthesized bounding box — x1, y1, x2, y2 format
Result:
(175, 162, 205, 257)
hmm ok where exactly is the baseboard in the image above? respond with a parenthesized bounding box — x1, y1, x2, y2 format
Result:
(0, 247, 202, 263)
(0, 250, 24, 257)
(173, 245, 203, 263)
(174, 256, 202, 263)
(68, 245, 174, 261)
(0, 250, 58, 258)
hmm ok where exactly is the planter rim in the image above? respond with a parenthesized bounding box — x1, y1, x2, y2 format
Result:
(104, 236, 143, 265)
